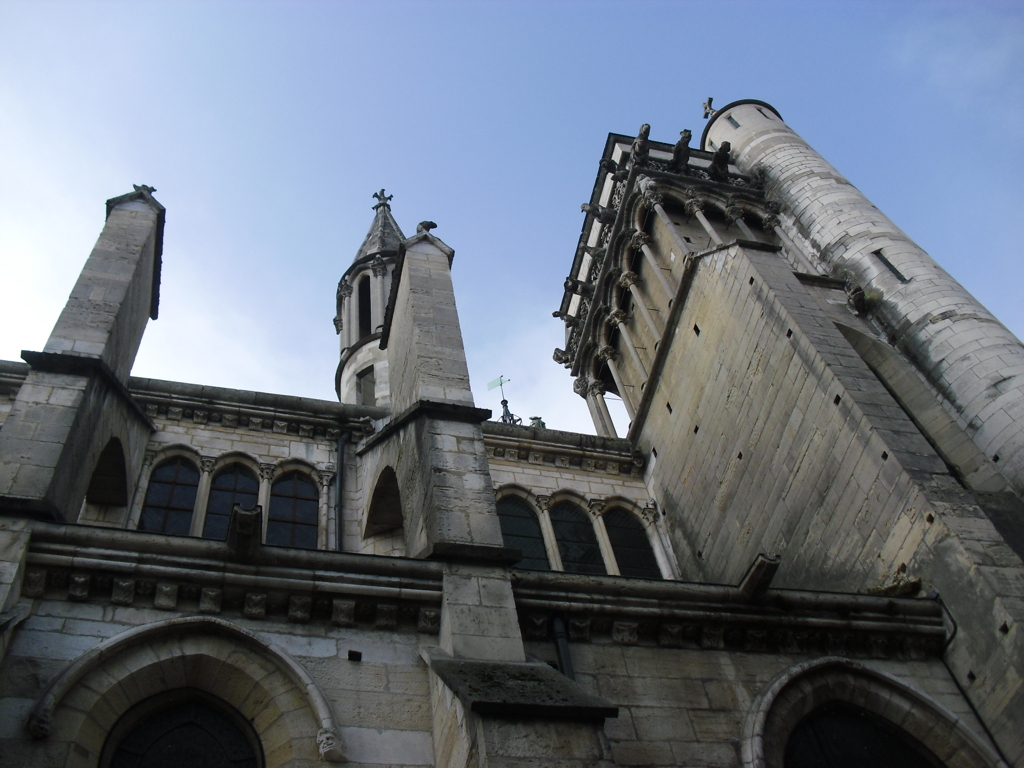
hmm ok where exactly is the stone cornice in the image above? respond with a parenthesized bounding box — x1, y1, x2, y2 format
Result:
(482, 424, 642, 477)
(129, 375, 385, 440)
(511, 570, 945, 659)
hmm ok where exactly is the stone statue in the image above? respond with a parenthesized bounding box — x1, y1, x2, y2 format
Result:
(416, 220, 437, 233)
(670, 130, 692, 173)
(708, 141, 732, 181)
(630, 123, 651, 167)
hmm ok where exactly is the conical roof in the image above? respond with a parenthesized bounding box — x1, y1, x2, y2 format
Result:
(354, 189, 405, 262)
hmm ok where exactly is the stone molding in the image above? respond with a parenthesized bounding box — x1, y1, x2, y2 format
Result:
(742, 657, 1007, 768)
(511, 571, 946, 660)
(25, 615, 346, 763)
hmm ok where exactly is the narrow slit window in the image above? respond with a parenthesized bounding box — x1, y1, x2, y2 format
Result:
(727, 115, 740, 129)
(872, 250, 909, 284)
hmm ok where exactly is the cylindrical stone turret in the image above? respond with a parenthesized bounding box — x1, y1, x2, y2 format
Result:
(705, 100, 1024, 498)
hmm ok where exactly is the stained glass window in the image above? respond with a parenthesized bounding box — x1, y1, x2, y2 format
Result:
(496, 496, 549, 571)
(203, 464, 259, 541)
(549, 501, 606, 575)
(267, 471, 319, 550)
(139, 457, 199, 536)
(603, 508, 661, 579)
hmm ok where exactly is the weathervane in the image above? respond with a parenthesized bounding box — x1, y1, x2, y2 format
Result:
(487, 375, 522, 425)
(702, 97, 716, 119)
(372, 189, 393, 210)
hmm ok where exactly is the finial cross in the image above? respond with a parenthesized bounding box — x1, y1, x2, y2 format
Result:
(702, 97, 716, 119)
(372, 189, 393, 210)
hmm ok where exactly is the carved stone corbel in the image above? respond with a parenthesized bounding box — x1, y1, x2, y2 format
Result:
(226, 504, 263, 563)
(535, 495, 552, 511)
(573, 376, 590, 399)
(580, 203, 616, 225)
(317, 728, 346, 762)
(588, 498, 607, 517)
(259, 463, 276, 483)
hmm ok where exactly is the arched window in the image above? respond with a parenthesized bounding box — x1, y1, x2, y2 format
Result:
(139, 457, 199, 536)
(358, 274, 372, 338)
(267, 471, 319, 550)
(785, 701, 943, 768)
(603, 508, 662, 579)
(549, 501, 606, 575)
(203, 464, 259, 541)
(103, 689, 262, 768)
(496, 496, 549, 571)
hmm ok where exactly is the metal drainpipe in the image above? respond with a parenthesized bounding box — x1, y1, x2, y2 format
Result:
(335, 431, 350, 551)
(551, 615, 575, 680)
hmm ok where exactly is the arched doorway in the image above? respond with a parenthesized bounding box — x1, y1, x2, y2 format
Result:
(101, 689, 262, 768)
(785, 700, 943, 768)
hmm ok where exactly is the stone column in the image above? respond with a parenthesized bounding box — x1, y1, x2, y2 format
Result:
(589, 380, 618, 438)
(338, 283, 353, 348)
(317, 469, 334, 550)
(618, 271, 662, 339)
(575, 377, 616, 438)
(258, 463, 275, 542)
(371, 257, 388, 332)
(190, 456, 216, 537)
(653, 202, 694, 257)
(606, 309, 648, 379)
(632, 230, 676, 304)
(762, 210, 819, 274)
(345, 280, 357, 347)
(126, 449, 156, 529)
(598, 345, 636, 421)
(687, 196, 724, 246)
(588, 499, 619, 576)
(533, 495, 563, 570)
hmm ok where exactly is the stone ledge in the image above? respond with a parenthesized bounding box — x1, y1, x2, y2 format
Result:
(423, 647, 618, 721)
(357, 400, 492, 455)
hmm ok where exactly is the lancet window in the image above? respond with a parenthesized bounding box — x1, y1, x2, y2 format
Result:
(267, 471, 319, 549)
(495, 495, 550, 571)
(603, 507, 661, 579)
(138, 457, 199, 536)
(203, 464, 259, 541)
(549, 501, 607, 575)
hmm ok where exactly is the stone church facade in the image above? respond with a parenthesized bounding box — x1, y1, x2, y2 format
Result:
(0, 99, 1021, 767)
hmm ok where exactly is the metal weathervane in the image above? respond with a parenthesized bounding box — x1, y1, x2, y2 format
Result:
(487, 375, 522, 425)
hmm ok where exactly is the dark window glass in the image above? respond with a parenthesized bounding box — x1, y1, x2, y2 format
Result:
(358, 275, 372, 338)
(496, 496, 549, 571)
(786, 701, 944, 768)
(603, 508, 662, 579)
(549, 501, 606, 575)
(267, 471, 319, 550)
(203, 464, 259, 541)
(110, 695, 259, 768)
(139, 458, 199, 536)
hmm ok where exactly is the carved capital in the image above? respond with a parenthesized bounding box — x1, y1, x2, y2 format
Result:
(588, 380, 605, 397)
(684, 197, 705, 215)
(339, 282, 353, 298)
(606, 309, 628, 326)
(618, 271, 639, 289)
(597, 344, 617, 363)
(143, 450, 157, 467)
(259, 463, 276, 482)
(319, 472, 335, 490)
(764, 199, 782, 215)
(629, 230, 651, 250)
(200, 456, 216, 474)
(588, 498, 607, 516)
(639, 498, 659, 524)
(371, 256, 388, 277)
(725, 204, 745, 223)
(535, 495, 552, 511)
(573, 376, 590, 399)
(762, 214, 781, 230)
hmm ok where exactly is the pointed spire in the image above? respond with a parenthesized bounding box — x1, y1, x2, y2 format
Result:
(355, 189, 405, 262)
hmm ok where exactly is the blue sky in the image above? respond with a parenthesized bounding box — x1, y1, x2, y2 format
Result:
(1, 0, 1022, 434)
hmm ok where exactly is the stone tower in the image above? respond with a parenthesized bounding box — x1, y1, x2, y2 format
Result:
(334, 189, 403, 407)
